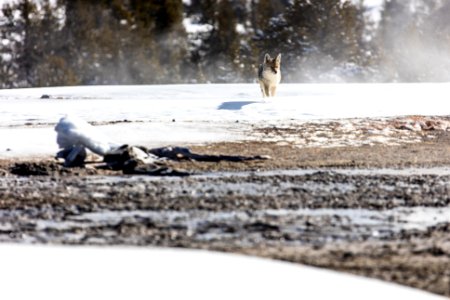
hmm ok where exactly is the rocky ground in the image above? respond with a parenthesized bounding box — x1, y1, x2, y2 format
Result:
(0, 116, 449, 297)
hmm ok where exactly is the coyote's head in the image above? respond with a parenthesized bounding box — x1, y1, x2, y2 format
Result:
(264, 53, 281, 74)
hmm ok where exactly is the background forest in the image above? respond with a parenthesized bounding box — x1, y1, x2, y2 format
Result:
(1, 0, 450, 88)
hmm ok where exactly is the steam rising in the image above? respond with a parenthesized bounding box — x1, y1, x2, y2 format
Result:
(1, 0, 450, 87)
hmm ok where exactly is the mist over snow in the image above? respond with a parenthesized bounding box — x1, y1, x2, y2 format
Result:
(2, 0, 450, 88)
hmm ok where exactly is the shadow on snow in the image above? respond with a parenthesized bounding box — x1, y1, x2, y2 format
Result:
(218, 101, 259, 111)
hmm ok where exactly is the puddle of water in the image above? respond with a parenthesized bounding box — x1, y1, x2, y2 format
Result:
(262, 206, 450, 231)
(331, 167, 450, 176)
(17, 206, 448, 243)
(400, 207, 450, 230)
(185, 167, 450, 182)
(1, 167, 449, 245)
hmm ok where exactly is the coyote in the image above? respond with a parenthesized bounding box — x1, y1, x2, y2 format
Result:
(258, 53, 281, 97)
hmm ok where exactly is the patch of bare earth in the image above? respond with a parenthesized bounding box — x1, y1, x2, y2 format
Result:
(0, 116, 449, 297)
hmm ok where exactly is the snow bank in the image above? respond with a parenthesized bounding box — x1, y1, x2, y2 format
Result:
(0, 245, 445, 300)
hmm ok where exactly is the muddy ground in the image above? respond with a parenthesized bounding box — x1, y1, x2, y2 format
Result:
(0, 116, 449, 297)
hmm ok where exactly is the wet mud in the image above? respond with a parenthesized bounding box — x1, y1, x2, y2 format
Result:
(0, 117, 450, 297)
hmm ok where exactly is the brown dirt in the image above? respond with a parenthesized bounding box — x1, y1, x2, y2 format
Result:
(0, 117, 450, 297)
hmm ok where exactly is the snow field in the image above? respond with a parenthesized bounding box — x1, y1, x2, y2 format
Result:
(1, 83, 449, 158)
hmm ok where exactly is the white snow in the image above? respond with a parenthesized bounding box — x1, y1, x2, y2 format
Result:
(1, 53, 12, 62)
(0, 83, 449, 158)
(356, 0, 384, 23)
(0, 245, 445, 300)
(1, 83, 449, 123)
(236, 23, 246, 34)
(0, 0, 58, 6)
(183, 17, 213, 33)
(55, 115, 118, 156)
(364, 0, 383, 6)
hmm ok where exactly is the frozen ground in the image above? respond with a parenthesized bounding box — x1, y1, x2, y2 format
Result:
(1, 83, 450, 299)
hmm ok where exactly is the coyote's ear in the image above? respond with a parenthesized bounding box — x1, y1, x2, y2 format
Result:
(276, 54, 281, 63)
(264, 53, 271, 63)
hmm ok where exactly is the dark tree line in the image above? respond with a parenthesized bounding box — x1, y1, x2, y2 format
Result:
(1, 0, 450, 88)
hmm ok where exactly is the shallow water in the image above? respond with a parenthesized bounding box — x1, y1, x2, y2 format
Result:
(1, 204, 448, 245)
(195, 167, 450, 178)
(0, 167, 449, 246)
